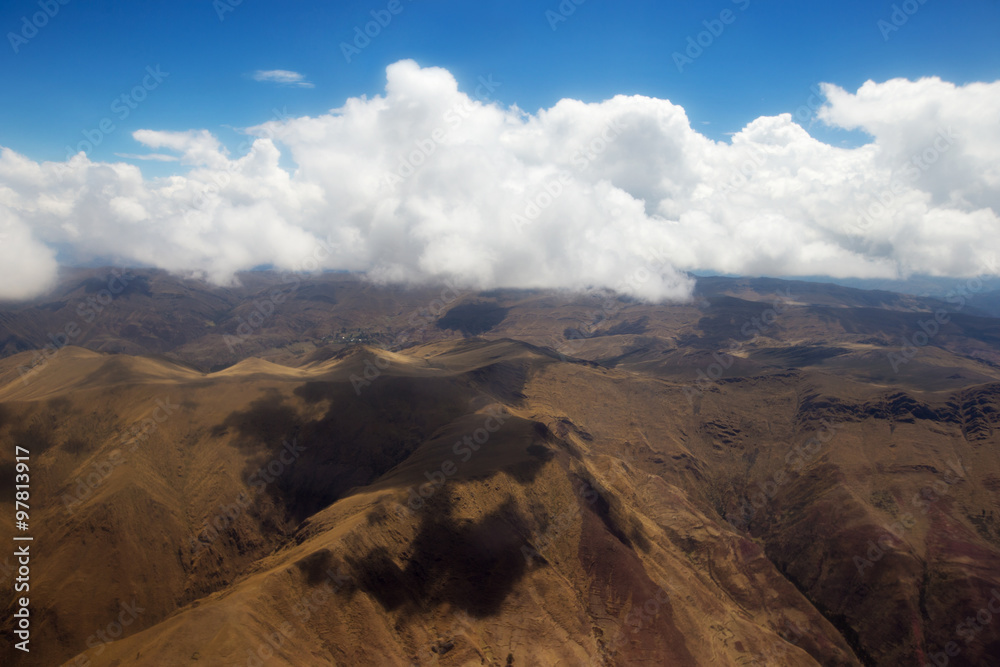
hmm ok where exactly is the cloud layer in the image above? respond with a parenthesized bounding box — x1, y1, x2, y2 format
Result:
(1, 60, 998, 301)
(251, 69, 314, 88)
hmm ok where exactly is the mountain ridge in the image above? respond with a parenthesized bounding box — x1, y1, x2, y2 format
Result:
(0, 274, 998, 665)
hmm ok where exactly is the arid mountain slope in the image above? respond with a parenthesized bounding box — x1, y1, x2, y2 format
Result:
(3, 269, 999, 378)
(0, 275, 998, 665)
(1, 341, 859, 666)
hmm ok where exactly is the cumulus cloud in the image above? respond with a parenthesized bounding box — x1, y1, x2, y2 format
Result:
(0, 61, 997, 301)
(818, 78, 1000, 213)
(0, 201, 59, 301)
(114, 153, 180, 162)
(251, 69, 314, 88)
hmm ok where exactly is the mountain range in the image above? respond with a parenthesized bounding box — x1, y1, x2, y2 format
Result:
(1, 268, 999, 665)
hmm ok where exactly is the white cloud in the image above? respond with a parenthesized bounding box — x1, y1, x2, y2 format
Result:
(114, 153, 180, 162)
(0, 62, 997, 301)
(0, 202, 58, 301)
(251, 69, 314, 88)
(818, 77, 1000, 213)
(132, 129, 231, 168)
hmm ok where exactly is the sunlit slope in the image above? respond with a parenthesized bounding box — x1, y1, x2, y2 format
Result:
(0, 341, 856, 666)
(0, 330, 996, 664)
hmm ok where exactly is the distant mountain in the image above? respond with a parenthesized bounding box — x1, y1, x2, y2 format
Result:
(695, 271, 1000, 302)
(1, 267, 998, 372)
(1, 272, 999, 665)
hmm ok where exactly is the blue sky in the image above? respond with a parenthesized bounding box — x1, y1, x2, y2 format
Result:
(2, 0, 998, 170)
(1, 0, 999, 300)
